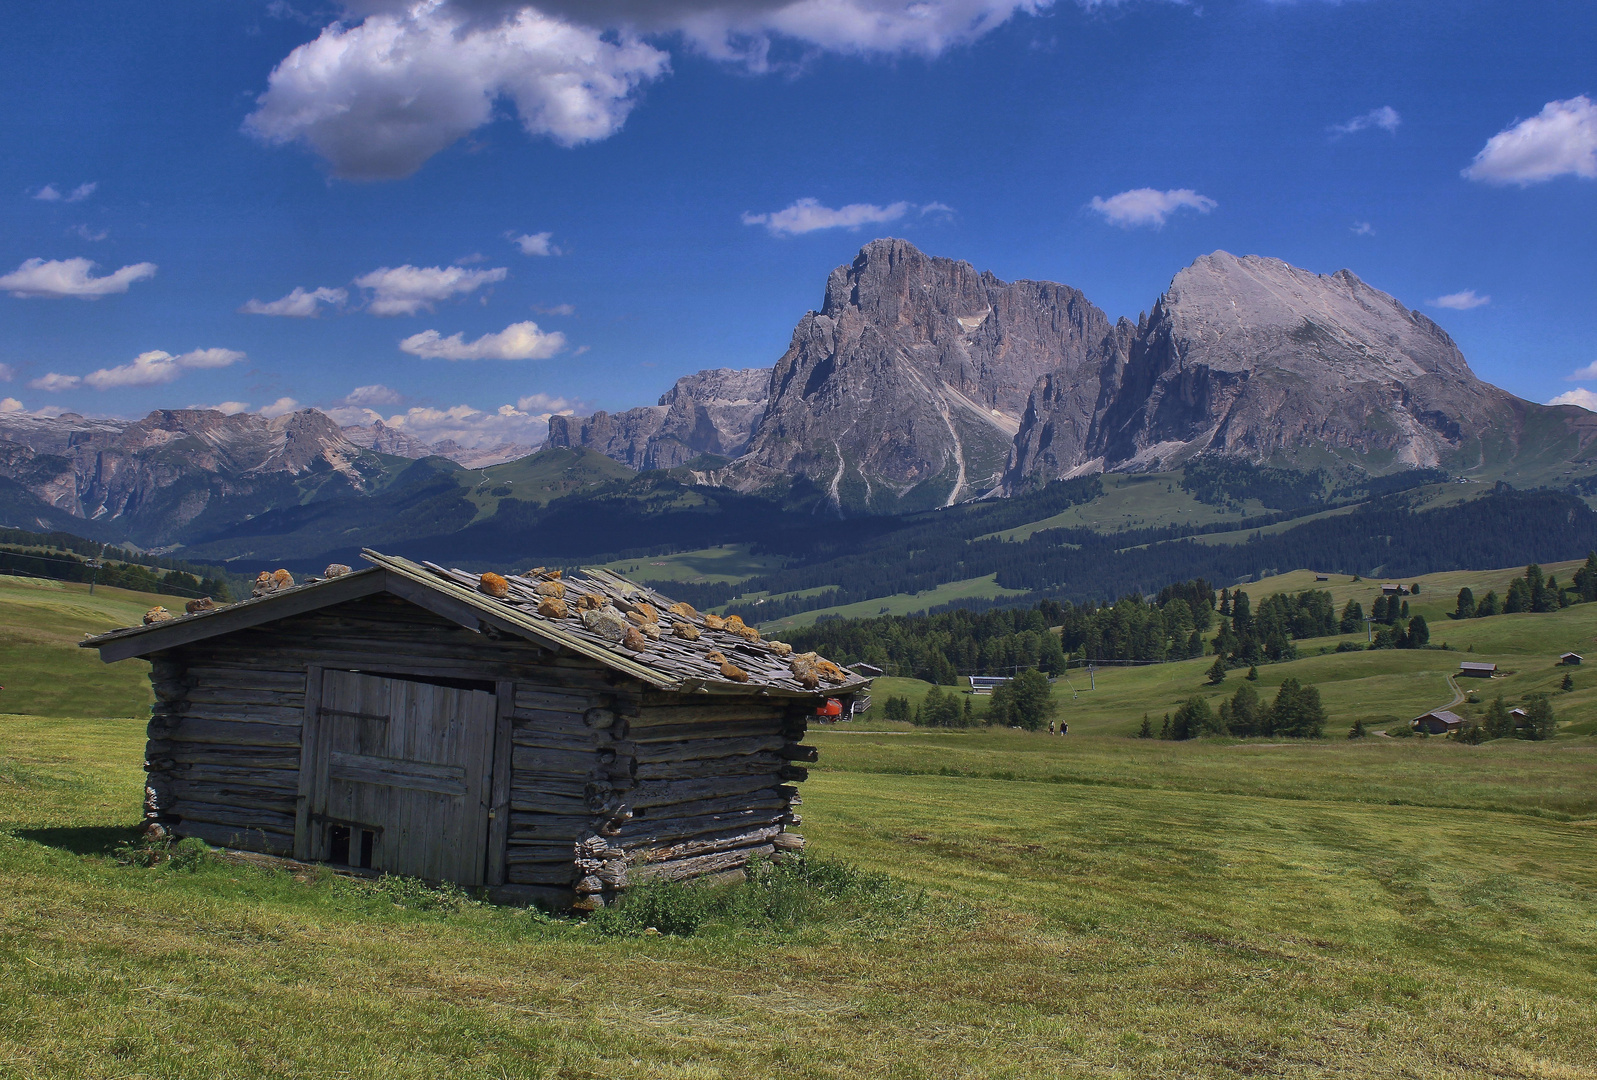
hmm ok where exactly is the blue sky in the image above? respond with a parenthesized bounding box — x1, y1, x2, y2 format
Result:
(2, 0, 1594, 448)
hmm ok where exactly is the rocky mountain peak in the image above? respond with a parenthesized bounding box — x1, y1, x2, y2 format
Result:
(547, 366, 771, 470)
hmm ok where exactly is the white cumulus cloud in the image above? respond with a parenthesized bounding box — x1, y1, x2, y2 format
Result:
(33, 182, 97, 203)
(32, 348, 246, 392)
(1331, 105, 1400, 136)
(30, 373, 83, 392)
(244, 2, 671, 180)
(0, 257, 157, 299)
(742, 197, 911, 236)
(400, 319, 566, 360)
(188, 401, 253, 415)
(0, 397, 24, 413)
(1429, 290, 1490, 311)
(355, 264, 507, 315)
(250, 2, 1062, 177)
(510, 231, 561, 256)
(1549, 388, 1597, 412)
(1464, 96, 1597, 186)
(261, 397, 302, 418)
(1087, 188, 1216, 229)
(332, 395, 578, 449)
(240, 286, 349, 317)
(1563, 361, 1597, 382)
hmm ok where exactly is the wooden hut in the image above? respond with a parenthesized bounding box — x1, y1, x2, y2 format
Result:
(82, 551, 866, 909)
(1458, 661, 1497, 678)
(1560, 652, 1582, 666)
(1412, 710, 1465, 734)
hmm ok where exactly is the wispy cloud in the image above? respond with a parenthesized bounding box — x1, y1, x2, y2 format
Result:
(399, 320, 566, 360)
(240, 285, 348, 317)
(260, 397, 300, 418)
(1548, 388, 1597, 412)
(188, 401, 252, 415)
(533, 302, 575, 316)
(742, 197, 914, 236)
(1351, 221, 1375, 236)
(355, 264, 507, 316)
(0, 257, 156, 299)
(1330, 106, 1400, 136)
(1087, 188, 1216, 229)
(346, 383, 404, 406)
(32, 347, 244, 392)
(1464, 95, 1597, 186)
(327, 395, 581, 450)
(1564, 361, 1597, 382)
(1429, 290, 1490, 310)
(0, 364, 12, 382)
(510, 231, 561, 256)
(69, 224, 109, 242)
(33, 181, 97, 203)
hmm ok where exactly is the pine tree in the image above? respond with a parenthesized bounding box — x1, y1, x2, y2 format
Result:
(962, 696, 974, 727)
(1246, 665, 1259, 681)
(1228, 680, 1263, 737)
(1348, 718, 1366, 739)
(1137, 714, 1153, 739)
(1562, 672, 1574, 692)
(1159, 714, 1171, 740)
(1521, 695, 1556, 740)
(1207, 655, 1228, 685)
(1483, 696, 1513, 739)
(1476, 590, 1501, 617)
(1405, 615, 1429, 648)
(1453, 587, 1476, 620)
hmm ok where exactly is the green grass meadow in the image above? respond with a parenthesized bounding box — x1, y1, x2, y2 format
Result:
(3, 575, 1597, 1078)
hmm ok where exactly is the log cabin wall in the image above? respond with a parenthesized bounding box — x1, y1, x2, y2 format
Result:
(138, 591, 813, 908)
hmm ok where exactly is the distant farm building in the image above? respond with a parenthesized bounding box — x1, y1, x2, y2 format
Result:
(1510, 707, 1529, 727)
(1412, 710, 1465, 734)
(967, 675, 1011, 696)
(83, 551, 865, 910)
(1381, 583, 1409, 596)
(1459, 661, 1498, 678)
(1314, 573, 1330, 581)
(1561, 652, 1582, 665)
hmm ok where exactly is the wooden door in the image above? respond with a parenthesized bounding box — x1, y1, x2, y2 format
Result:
(299, 670, 498, 886)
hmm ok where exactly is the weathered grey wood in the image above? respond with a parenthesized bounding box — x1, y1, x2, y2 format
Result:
(629, 774, 778, 809)
(177, 800, 297, 832)
(780, 743, 819, 762)
(617, 807, 787, 844)
(506, 813, 592, 839)
(510, 746, 598, 775)
(512, 688, 592, 713)
(152, 718, 301, 747)
(170, 781, 296, 811)
(629, 704, 785, 728)
(173, 765, 299, 791)
(631, 824, 783, 864)
(327, 752, 468, 795)
(632, 735, 785, 762)
(486, 883, 573, 908)
(508, 863, 581, 886)
(633, 755, 784, 782)
(772, 831, 805, 852)
(93, 570, 390, 662)
(624, 788, 790, 824)
(179, 704, 305, 726)
(508, 792, 590, 815)
(293, 665, 325, 860)
(485, 679, 515, 887)
(630, 844, 775, 882)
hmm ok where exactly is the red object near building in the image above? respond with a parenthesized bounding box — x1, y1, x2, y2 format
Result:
(817, 698, 843, 718)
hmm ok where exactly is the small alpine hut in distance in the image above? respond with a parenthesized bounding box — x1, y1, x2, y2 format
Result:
(82, 551, 867, 910)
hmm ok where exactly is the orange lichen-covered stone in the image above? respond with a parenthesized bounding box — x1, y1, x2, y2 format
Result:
(816, 659, 847, 683)
(705, 650, 725, 662)
(323, 563, 352, 579)
(535, 579, 566, 598)
(272, 569, 294, 590)
(672, 621, 700, 641)
(768, 640, 793, 657)
(667, 601, 699, 620)
(789, 661, 820, 690)
(479, 572, 510, 598)
(582, 606, 629, 642)
(622, 627, 650, 652)
(576, 593, 603, 611)
(537, 596, 569, 619)
(723, 614, 746, 630)
(630, 602, 658, 624)
(719, 660, 749, 682)
(638, 620, 662, 640)
(185, 597, 215, 614)
(703, 614, 726, 630)
(733, 624, 761, 643)
(545, 570, 562, 580)
(143, 606, 174, 625)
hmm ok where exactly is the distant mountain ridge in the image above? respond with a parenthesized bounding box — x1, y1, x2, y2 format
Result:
(546, 367, 769, 470)
(553, 239, 1597, 510)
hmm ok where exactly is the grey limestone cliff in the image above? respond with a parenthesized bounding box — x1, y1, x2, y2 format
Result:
(727, 238, 1121, 511)
(547, 367, 769, 470)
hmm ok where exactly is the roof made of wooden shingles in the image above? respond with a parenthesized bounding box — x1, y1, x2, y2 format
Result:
(82, 550, 865, 698)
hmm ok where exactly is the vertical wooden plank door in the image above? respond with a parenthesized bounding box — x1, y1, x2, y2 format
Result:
(305, 670, 498, 886)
